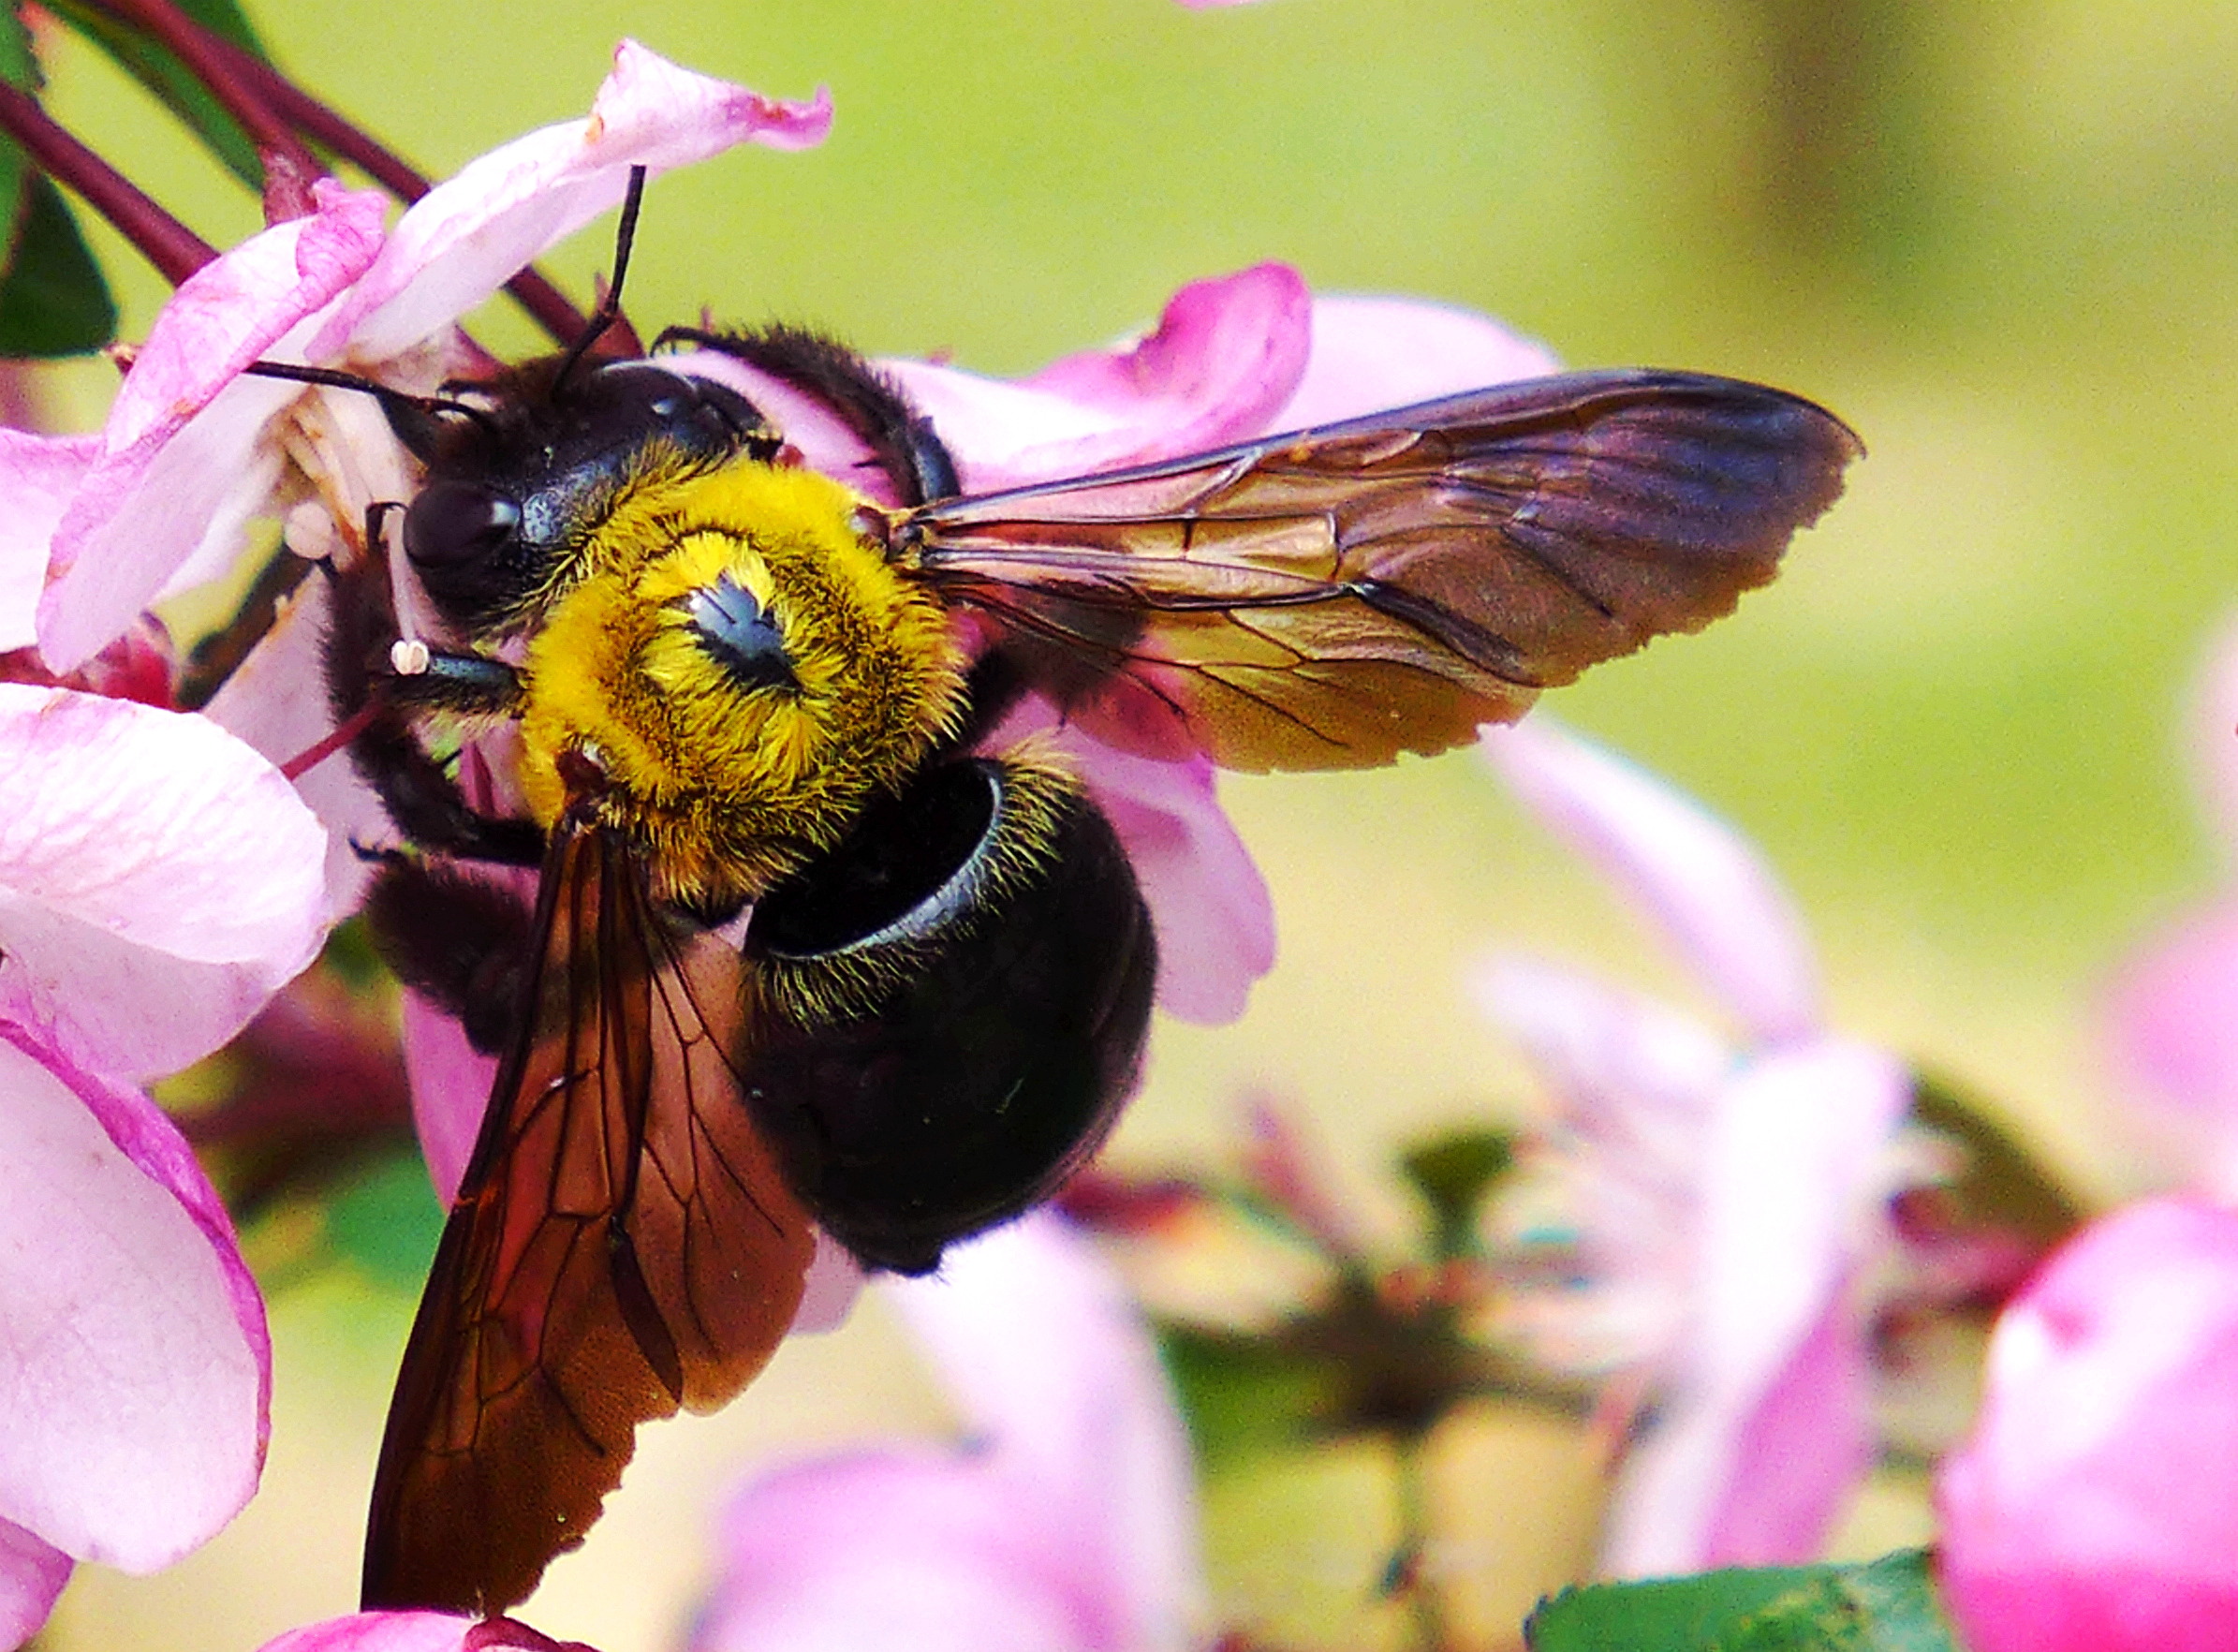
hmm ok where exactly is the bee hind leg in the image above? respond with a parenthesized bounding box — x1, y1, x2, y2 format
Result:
(361, 855, 538, 1056)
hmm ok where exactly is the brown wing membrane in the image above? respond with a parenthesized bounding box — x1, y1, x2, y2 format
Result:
(896, 371, 1861, 770)
(361, 827, 816, 1614)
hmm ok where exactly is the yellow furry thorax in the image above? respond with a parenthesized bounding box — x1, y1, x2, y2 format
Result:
(514, 458, 966, 907)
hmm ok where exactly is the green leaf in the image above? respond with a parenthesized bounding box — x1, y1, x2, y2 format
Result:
(164, 0, 268, 54)
(0, 170, 115, 355)
(1527, 1552, 1957, 1652)
(325, 1147, 446, 1291)
(1909, 1069, 2084, 1246)
(41, 0, 272, 190)
(1158, 1322, 1336, 1468)
(0, 7, 37, 89)
(1398, 1127, 1515, 1259)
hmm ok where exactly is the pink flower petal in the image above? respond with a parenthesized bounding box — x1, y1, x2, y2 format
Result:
(884, 264, 1312, 491)
(254, 1613, 481, 1652)
(0, 434, 97, 652)
(697, 1451, 1110, 1652)
(1270, 295, 1559, 429)
(1937, 1198, 2238, 1652)
(1601, 1040, 1906, 1574)
(1483, 719, 1822, 1044)
(2104, 896, 2238, 1196)
(885, 1215, 1203, 1646)
(317, 42, 831, 365)
(0, 687, 330, 1079)
(200, 574, 391, 920)
(37, 188, 388, 670)
(0, 1029, 268, 1572)
(1698, 1292, 1873, 1565)
(399, 993, 494, 1207)
(1475, 957, 1730, 1136)
(0, 1521, 71, 1649)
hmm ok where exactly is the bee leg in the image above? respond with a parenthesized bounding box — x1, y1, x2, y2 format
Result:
(653, 323, 960, 508)
(324, 561, 544, 868)
(361, 854, 537, 1055)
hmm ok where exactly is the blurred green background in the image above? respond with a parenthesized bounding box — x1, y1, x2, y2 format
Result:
(34, 1, 2238, 1647)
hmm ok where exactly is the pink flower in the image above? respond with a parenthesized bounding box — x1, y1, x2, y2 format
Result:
(0, 685, 329, 1646)
(2106, 618, 2238, 1198)
(1936, 1197, 2238, 1652)
(250, 1612, 590, 1651)
(690, 1213, 1203, 1652)
(1476, 718, 1910, 1575)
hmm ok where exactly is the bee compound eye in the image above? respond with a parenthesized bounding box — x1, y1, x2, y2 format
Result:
(403, 479, 523, 570)
(744, 759, 1157, 1276)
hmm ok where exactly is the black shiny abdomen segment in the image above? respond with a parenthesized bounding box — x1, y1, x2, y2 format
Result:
(743, 760, 1156, 1275)
(750, 760, 997, 955)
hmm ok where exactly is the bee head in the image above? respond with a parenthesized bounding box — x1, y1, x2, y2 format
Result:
(396, 360, 783, 630)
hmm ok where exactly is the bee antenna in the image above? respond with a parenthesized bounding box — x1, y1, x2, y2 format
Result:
(551, 164, 648, 394)
(240, 361, 493, 459)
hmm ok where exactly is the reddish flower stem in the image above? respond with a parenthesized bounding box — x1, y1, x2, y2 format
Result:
(0, 81, 213, 282)
(169, 20, 597, 346)
(81, 0, 321, 196)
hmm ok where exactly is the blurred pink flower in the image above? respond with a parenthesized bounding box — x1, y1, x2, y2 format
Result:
(1476, 718, 1910, 1576)
(1936, 1197, 2238, 1652)
(2106, 617, 2238, 1198)
(0, 685, 329, 1646)
(690, 1213, 1203, 1652)
(253, 1612, 588, 1651)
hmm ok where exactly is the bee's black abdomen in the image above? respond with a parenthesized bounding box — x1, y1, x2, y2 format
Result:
(744, 758, 1156, 1275)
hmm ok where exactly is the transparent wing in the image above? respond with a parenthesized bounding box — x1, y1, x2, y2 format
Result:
(361, 826, 816, 1614)
(899, 370, 1861, 769)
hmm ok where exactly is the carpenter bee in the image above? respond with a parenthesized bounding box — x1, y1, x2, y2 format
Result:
(272, 170, 1859, 1615)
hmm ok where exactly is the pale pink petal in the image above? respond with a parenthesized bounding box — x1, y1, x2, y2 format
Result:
(400, 994, 494, 1207)
(0, 1030, 268, 1571)
(790, 1233, 866, 1335)
(884, 264, 1312, 491)
(1698, 1292, 1873, 1565)
(37, 188, 388, 670)
(0, 1521, 70, 1649)
(1483, 719, 1822, 1044)
(1938, 1198, 2238, 1652)
(1270, 295, 1559, 429)
(317, 42, 830, 365)
(0, 687, 330, 1078)
(885, 1214, 1203, 1649)
(1600, 1040, 1905, 1575)
(697, 1451, 1107, 1652)
(254, 1613, 480, 1652)
(0, 435, 97, 652)
(200, 574, 390, 920)
(2104, 897, 2238, 1197)
(1476, 957, 1730, 1137)
(37, 377, 293, 671)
